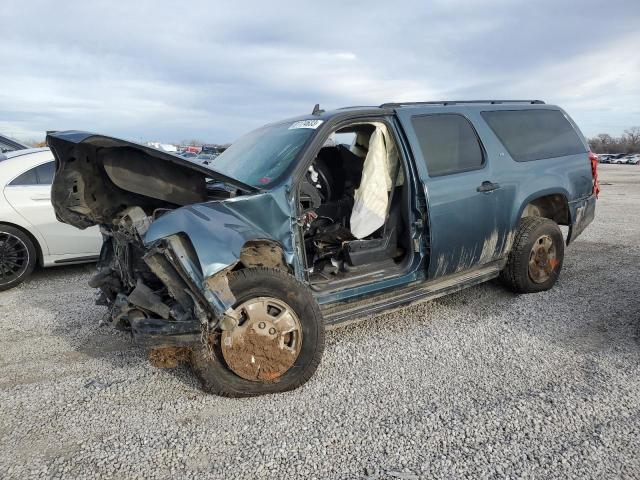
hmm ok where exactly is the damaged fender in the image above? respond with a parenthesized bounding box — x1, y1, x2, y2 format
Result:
(142, 189, 295, 323)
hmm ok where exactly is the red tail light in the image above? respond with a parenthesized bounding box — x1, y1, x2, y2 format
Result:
(588, 151, 600, 198)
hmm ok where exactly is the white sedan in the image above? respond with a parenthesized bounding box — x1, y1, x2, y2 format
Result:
(0, 148, 102, 290)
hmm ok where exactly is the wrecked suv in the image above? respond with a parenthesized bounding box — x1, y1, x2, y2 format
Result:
(48, 100, 598, 397)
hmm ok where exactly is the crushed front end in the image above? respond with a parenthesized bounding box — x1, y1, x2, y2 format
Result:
(91, 206, 236, 348)
(46, 131, 267, 353)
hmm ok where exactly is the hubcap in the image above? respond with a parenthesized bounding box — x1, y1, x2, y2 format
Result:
(0, 233, 29, 284)
(528, 234, 558, 284)
(221, 297, 303, 382)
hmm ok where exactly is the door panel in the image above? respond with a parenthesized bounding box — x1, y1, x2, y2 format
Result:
(396, 107, 512, 279)
(4, 184, 102, 256)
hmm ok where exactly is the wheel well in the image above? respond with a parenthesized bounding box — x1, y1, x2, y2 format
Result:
(236, 240, 289, 272)
(521, 194, 570, 225)
(0, 221, 44, 266)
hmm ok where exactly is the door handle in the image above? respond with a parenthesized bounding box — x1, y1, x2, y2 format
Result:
(30, 194, 51, 201)
(477, 181, 500, 193)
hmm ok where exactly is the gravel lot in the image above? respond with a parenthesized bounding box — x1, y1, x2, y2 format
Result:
(1, 164, 639, 479)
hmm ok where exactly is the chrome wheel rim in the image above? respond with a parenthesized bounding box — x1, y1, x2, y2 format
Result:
(221, 297, 303, 382)
(528, 234, 557, 284)
(0, 233, 29, 285)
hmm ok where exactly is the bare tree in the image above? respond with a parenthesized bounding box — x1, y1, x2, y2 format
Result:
(588, 127, 640, 153)
(623, 127, 640, 149)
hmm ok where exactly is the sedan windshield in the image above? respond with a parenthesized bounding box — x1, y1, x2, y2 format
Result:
(210, 122, 317, 187)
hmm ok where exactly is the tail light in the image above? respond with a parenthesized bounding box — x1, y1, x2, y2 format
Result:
(588, 151, 600, 198)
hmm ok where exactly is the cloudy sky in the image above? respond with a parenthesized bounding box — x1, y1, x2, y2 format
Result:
(1, 0, 639, 144)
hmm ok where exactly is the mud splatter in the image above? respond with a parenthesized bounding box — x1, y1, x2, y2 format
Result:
(221, 329, 298, 382)
(149, 347, 191, 369)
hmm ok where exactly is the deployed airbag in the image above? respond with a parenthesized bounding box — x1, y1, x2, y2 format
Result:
(349, 124, 401, 239)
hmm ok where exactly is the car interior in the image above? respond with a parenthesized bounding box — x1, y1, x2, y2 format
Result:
(298, 122, 412, 290)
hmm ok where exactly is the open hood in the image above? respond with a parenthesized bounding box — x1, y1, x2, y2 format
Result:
(47, 131, 257, 229)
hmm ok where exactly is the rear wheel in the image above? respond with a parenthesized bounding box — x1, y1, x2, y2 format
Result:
(501, 217, 564, 293)
(190, 267, 325, 397)
(0, 225, 36, 291)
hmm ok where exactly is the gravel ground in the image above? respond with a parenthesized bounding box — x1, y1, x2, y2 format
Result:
(1, 164, 639, 480)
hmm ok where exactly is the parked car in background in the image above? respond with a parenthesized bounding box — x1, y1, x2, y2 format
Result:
(201, 144, 226, 155)
(624, 154, 640, 165)
(195, 153, 217, 165)
(597, 154, 612, 163)
(48, 100, 597, 397)
(178, 151, 198, 159)
(181, 145, 201, 154)
(0, 134, 28, 154)
(0, 148, 102, 290)
(610, 154, 629, 164)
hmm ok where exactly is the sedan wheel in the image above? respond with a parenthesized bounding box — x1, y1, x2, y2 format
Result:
(0, 226, 37, 291)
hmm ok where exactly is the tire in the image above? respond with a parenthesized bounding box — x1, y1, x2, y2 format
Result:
(0, 225, 37, 291)
(500, 217, 564, 293)
(190, 267, 325, 397)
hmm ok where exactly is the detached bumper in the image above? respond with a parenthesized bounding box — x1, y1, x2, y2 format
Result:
(567, 194, 596, 245)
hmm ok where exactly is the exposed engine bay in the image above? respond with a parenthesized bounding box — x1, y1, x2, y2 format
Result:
(298, 123, 408, 285)
(47, 134, 252, 344)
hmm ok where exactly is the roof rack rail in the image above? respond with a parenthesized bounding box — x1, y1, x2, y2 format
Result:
(380, 100, 545, 108)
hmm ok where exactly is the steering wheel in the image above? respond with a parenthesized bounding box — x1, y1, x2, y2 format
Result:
(306, 159, 333, 203)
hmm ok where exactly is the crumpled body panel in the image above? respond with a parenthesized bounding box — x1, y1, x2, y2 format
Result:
(144, 189, 294, 278)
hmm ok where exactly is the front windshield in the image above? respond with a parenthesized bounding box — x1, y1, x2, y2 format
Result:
(210, 121, 318, 187)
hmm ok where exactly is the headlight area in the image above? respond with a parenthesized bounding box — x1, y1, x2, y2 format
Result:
(90, 208, 236, 350)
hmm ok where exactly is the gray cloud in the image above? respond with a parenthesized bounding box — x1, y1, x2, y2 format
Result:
(1, 0, 639, 143)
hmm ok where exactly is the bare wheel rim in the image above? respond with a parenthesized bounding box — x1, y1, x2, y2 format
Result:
(0, 232, 29, 285)
(528, 234, 557, 284)
(221, 296, 303, 382)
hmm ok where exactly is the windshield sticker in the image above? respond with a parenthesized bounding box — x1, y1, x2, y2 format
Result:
(289, 119, 324, 130)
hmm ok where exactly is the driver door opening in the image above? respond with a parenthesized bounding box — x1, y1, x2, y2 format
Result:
(298, 121, 413, 290)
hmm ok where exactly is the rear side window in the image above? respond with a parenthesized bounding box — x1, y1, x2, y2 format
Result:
(35, 162, 55, 184)
(481, 109, 586, 162)
(9, 167, 38, 185)
(9, 161, 55, 186)
(411, 114, 484, 176)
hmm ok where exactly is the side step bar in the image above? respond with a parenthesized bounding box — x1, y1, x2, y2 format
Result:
(321, 264, 502, 328)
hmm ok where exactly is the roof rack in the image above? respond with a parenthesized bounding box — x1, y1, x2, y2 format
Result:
(380, 100, 545, 108)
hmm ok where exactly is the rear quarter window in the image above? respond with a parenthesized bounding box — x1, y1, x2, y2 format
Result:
(8, 161, 55, 186)
(481, 109, 586, 162)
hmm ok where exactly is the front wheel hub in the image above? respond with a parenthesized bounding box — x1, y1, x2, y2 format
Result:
(220, 297, 303, 381)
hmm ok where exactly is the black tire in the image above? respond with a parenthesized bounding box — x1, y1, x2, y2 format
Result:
(501, 217, 564, 293)
(190, 267, 325, 397)
(0, 225, 37, 291)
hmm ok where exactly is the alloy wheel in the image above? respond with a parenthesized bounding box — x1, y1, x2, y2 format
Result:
(0, 232, 30, 285)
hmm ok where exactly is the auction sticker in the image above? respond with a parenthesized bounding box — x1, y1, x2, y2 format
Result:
(289, 119, 324, 130)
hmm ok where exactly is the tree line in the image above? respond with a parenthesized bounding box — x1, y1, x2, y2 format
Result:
(588, 127, 640, 154)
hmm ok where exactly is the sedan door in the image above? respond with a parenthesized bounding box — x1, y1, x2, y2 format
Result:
(3, 161, 102, 257)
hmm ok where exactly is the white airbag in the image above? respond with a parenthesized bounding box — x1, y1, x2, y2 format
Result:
(349, 124, 400, 239)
